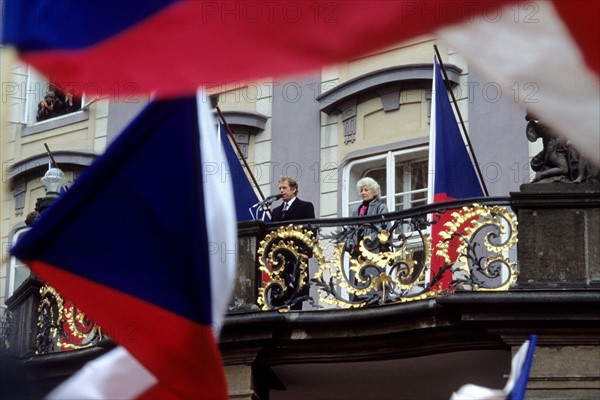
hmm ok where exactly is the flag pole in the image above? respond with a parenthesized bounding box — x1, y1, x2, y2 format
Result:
(433, 45, 489, 196)
(44, 143, 69, 192)
(215, 106, 267, 201)
(44, 143, 59, 168)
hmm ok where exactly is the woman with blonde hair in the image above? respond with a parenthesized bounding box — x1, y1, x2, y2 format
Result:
(352, 177, 388, 218)
(346, 177, 389, 257)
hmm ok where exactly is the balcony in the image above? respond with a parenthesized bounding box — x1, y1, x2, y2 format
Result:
(1, 184, 599, 399)
(235, 197, 518, 313)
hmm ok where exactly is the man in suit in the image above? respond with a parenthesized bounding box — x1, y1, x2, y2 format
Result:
(270, 176, 315, 222)
(268, 177, 315, 310)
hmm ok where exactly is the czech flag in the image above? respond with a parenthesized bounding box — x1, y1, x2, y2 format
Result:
(451, 335, 538, 400)
(428, 57, 485, 289)
(437, 0, 599, 168)
(218, 123, 262, 222)
(2, 1, 598, 164)
(0, 0, 515, 99)
(10, 94, 237, 399)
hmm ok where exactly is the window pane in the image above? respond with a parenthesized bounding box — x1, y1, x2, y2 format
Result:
(27, 71, 49, 124)
(35, 83, 82, 123)
(14, 265, 30, 292)
(411, 160, 428, 207)
(27, 70, 83, 125)
(4, 230, 31, 306)
(395, 164, 405, 210)
(411, 160, 428, 190)
(345, 147, 428, 216)
(348, 155, 387, 216)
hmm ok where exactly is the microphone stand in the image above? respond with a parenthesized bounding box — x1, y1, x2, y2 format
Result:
(250, 197, 279, 221)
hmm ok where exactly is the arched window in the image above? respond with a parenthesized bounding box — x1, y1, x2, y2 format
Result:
(343, 146, 429, 217)
(2, 228, 31, 313)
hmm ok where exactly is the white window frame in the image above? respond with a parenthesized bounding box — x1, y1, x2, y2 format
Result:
(342, 145, 429, 217)
(23, 67, 89, 127)
(3, 229, 31, 310)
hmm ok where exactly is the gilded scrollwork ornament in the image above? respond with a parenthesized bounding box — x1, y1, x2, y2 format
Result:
(257, 225, 321, 311)
(259, 204, 518, 311)
(36, 285, 104, 354)
(435, 204, 519, 290)
(313, 218, 436, 308)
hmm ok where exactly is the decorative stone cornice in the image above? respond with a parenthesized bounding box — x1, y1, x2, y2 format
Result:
(218, 110, 269, 133)
(317, 63, 462, 114)
(8, 150, 98, 187)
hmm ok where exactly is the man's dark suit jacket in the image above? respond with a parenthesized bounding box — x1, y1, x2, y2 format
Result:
(271, 197, 315, 222)
(269, 196, 316, 310)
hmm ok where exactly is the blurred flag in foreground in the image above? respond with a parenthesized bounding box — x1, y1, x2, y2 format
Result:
(438, 0, 599, 167)
(11, 94, 236, 399)
(2, 1, 598, 165)
(0, 0, 516, 98)
(451, 335, 538, 400)
(428, 57, 485, 289)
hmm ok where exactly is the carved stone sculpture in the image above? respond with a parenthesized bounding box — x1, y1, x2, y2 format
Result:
(526, 114, 599, 183)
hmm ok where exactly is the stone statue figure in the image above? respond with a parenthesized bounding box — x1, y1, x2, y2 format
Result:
(571, 146, 599, 183)
(526, 114, 599, 184)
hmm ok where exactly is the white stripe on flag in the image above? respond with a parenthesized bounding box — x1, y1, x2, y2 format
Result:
(46, 346, 156, 399)
(196, 91, 237, 334)
(46, 92, 238, 399)
(450, 336, 536, 400)
(438, 1, 600, 167)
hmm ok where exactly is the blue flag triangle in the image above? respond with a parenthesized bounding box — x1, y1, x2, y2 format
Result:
(219, 124, 261, 221)
(10, 95, 236, 398)
(431, 57, 484, 200)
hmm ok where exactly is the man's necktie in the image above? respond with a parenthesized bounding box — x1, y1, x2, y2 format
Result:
(282, 202, 289, 218)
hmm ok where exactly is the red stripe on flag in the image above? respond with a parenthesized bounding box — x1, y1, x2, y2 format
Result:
(17, 0, 520, 99)
(553, 0, 600, 75)
(430, 194, 481, 290)
(28, 260, 228, 399)
(430, 193, 456, 289)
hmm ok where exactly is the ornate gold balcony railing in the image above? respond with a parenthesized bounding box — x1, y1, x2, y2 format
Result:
(258, 198, 518, 311)
(0, 280, 106, 356)
(1, 198, 518, 354)
(36, 285, 105, 354)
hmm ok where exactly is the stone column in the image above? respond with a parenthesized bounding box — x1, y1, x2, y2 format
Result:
(511, 183, 600, 288)
(228, 221, 264, 313)
(226, 364, 260, 400)
(224, 350, 283, 400)
(508, 184, 600, 398)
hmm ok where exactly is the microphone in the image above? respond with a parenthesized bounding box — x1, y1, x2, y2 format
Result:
(253, 193, 282, 208)
(263, 194, 283, 202)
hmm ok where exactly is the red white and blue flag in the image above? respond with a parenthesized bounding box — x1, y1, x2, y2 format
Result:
(2, 0, 598, 396)
(0, 0, 513, 98)
(429, 58, 485, 203)
(10, 94, 237, 399)
(2, 1, 598, 165)
(451, 335, 537, 400)
(428, 57, 485, 289)
(218, 124, 262, 222)
(506, 335, 538, 400)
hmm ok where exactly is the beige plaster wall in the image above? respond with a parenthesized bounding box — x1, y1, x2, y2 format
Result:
(318, 38, 459, 219)
(0, 52, 110, 309)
